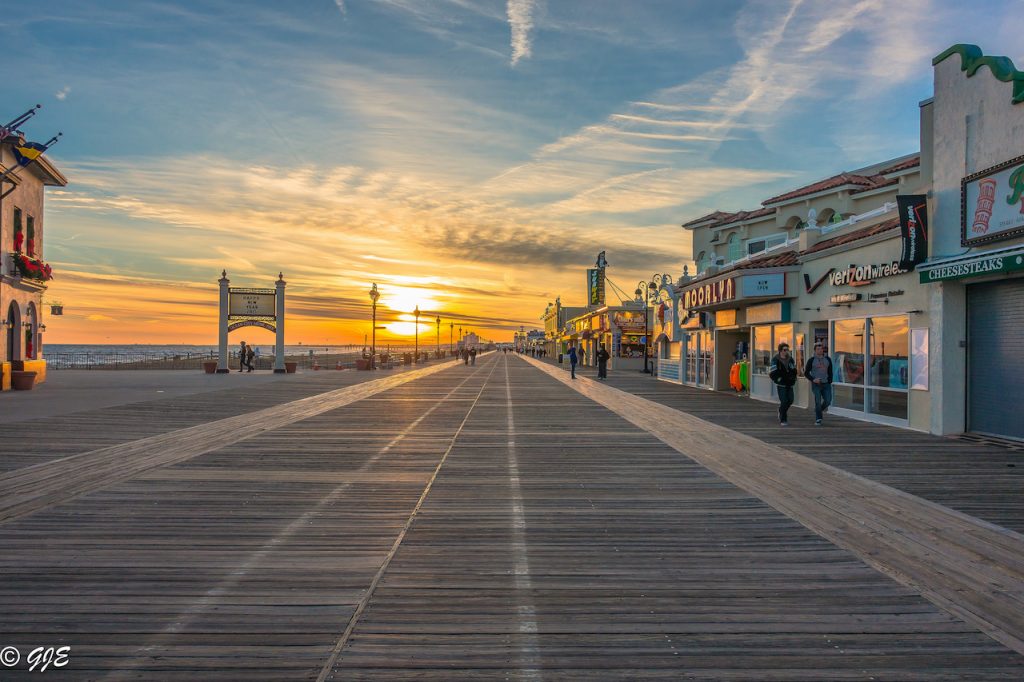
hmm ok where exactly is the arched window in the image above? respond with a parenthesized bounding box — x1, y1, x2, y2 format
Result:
(727, 233, 742, 262)
(6, 302, 19, 362)
(25, 303, 37, 359)
(696, 251, 706, 273)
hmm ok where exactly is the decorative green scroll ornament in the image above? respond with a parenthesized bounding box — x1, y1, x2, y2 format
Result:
(1009, 165, 1024, 211)
(933, 44, 1024, 105)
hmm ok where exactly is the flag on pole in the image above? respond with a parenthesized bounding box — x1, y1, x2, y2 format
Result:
(13, 141, 47, 166)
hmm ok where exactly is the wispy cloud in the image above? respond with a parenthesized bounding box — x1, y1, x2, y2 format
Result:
(507, 0, 536, 66)
(333, 0, 346, 16)
(55, 85, 71, 100)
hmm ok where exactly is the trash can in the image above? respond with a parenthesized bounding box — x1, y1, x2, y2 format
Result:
(403, 353, 412, 365)
(558, 353, 563, 364)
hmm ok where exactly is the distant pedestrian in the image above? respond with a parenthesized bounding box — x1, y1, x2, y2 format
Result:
(596, 343, 610, 380)
(566, 344, 579, 379)
(579, 346, 587, 367)
(470, 347, 477, 365)
(804, 342, 834, 426)
(463, 348, 469, 365)
(246, 344, 255, 372)
(238, 340, 251, 372)
(769, 342, 798, 426)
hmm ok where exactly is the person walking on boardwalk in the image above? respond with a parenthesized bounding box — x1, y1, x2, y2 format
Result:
(578, 346, 586, 367)
(566, 343, 579, 379)
(463, 347, 470, 366)
(470, 347, 477, 365)
(246, 344, 256, 372)
(596, 343, 610, 380)
(769, 342, 797, 426)
(238, 340, 250, 372)
(804, 342, 834, 426)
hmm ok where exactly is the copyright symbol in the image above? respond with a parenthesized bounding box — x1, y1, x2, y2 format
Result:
(0, 646, 19, 667)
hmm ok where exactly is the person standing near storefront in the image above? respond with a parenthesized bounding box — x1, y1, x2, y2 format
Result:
(804, 342, 834, 426)
(769, 342, 797, 426)
(596, 343, 610, 380)
(566, 343, 579, 379)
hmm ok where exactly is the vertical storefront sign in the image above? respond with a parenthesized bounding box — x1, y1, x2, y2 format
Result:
(897, 195, 929, 270)
(587, 268, 606, 306)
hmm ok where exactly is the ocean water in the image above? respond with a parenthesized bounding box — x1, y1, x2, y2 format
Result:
(43, 343, 423, 359)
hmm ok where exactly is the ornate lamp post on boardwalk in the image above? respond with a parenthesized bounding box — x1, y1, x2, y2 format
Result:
(449, 320, 454, 354)
(435, 315, 441, 357)
(414, 305, 421, 363)
(369, 283, 380, 369)
(635, 279, 657, 374)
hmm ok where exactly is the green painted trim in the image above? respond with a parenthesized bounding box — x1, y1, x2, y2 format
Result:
(933, 44, 1024, 104)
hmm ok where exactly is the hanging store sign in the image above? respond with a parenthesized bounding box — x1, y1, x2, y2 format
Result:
(746, 301, 790, 324)
(715, 309, 737, 327)
(682, 277, 735, 310)
(962, 155, 1024, 247)
(612, 310, 646, 333)
(740, 273, 785, 297)
(829, 261, 908, 287)
(920, 251, 1024, 282)
(897, 195, 929, 270)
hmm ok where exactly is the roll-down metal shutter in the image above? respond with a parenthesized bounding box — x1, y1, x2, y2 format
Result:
(968, 278, 1024, 440)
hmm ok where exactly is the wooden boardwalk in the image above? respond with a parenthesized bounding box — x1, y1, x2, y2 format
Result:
(0, 353, 1021, 679)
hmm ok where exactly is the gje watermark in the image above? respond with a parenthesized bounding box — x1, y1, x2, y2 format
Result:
(1, 645, 71, 672)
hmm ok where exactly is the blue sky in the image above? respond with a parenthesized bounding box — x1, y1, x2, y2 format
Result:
(5, 0, 1022, 342)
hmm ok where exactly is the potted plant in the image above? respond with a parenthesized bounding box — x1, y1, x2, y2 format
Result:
(11, 370, 37, 390)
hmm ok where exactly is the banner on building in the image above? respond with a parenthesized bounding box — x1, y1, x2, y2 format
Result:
(897, 195, 929, 270)
(587, 268, 605, 306)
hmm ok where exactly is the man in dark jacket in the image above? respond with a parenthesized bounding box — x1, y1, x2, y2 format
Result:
(804, 342, 834, 425)
(596, 343, 610, 380)
(566, 344, 579, 379)
(768, 342, 798, 426)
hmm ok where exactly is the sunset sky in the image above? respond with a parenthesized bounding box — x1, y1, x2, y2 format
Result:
(7, 0, 1022, 344)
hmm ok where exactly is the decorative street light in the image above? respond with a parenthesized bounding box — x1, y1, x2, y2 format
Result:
(369, 283, 380, 369)
(449, 320, 454, 354)
(635, 279, 657, 374)
(436, 315, 441, 358)
(414, 305, 421, 363)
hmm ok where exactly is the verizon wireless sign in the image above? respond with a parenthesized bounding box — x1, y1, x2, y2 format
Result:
(829, 261, 909, 287)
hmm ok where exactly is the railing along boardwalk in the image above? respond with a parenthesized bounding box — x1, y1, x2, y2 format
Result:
(0, 353, 1020, 679)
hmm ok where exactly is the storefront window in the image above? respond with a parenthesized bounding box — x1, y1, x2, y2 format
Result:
(868, 389, 908, 419)
(832, 319, 865, 384)
(699, 331, 714, 386)
(831, 316, 909, 423)
(752, 326, 772, 376)
(685, 334, 697, 382)
(867, 316, 909, 389)
(833, 385, 865, 411)
(774, 324, 793, 357)
(620, 335, 644, 358)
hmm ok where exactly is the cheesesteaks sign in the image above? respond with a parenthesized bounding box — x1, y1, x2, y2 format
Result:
(682, 277, 735, 309)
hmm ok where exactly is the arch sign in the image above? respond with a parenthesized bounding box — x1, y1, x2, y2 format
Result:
(217, 270, 287, 373)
